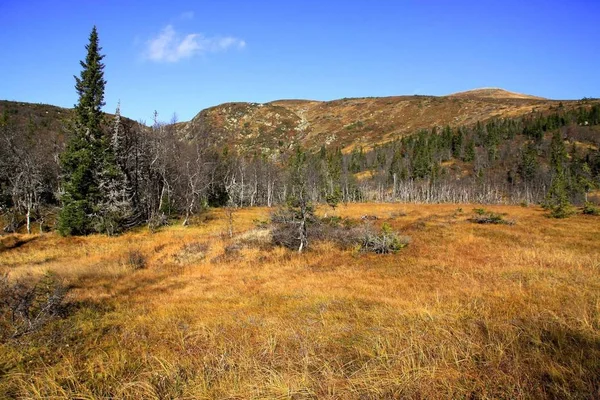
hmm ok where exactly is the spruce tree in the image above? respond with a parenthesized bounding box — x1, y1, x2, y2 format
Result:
(95, 102, 133, 235)
(58, 26, 108, 235)
(545, 131, 571, 218)
(327, 153, 343, 209)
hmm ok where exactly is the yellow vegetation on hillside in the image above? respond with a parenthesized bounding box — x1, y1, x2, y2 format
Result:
(1, 204, 599, 399)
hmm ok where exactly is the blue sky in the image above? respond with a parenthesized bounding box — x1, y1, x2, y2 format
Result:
(1, 0, 599, 122)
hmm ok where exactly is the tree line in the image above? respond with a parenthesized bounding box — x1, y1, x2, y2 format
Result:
(1, 27, 599, 235)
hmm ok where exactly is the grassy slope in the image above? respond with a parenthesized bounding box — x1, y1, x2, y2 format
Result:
(179, 91, 593, 153)
(4, 94, 599, 156)
(1, 204, 599, 399)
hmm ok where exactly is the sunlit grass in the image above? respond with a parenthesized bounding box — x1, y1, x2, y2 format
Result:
(1, 203, 599, 398)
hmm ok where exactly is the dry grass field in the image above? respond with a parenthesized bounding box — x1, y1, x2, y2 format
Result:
(1, 203, 599, 399)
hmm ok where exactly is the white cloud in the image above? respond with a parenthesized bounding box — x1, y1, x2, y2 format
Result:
(145, 24, 245, 63)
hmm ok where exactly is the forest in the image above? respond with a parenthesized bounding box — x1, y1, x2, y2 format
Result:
(2, 94, 599, 235)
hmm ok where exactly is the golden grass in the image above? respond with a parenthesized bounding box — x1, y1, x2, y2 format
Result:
(1, 204, 599, 399)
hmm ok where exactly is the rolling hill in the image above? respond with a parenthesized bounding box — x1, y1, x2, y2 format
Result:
(2, 89, 597, 156)
(174, 88, 589, 154)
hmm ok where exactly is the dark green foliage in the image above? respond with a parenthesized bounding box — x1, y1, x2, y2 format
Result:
(582, 202, 600, 216)
(57, 200, 90, 236)
(74, 28, 106, 137)
(469, 209, 514, 225)
(463, 139, 476, 162)
(545, 172, 572, 218)
(207, 182, 229, 207)
(452, 127, 464, 158)
(545, 132, 572, 218)
(58, 27, 110, 235)
(349, 146, 366, 173)
(549, 131, 567, 170)
(324, 147, 343, 206)
(325, 187, 342, 209)
(412, 131, 433, 179)
(518, 142, 539, 183)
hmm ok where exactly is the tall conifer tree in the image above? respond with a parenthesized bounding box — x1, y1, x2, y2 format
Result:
(545, 131, 571, 217)
(58, 26, 107, 235)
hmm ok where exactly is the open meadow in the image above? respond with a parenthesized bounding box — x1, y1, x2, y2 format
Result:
(1, 203, 599, 399)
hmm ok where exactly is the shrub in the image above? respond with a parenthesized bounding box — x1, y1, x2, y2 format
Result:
(148, 213, 169, 233)
(310, 220, 365, 250)
(360, 223, 410, 254)
(548, 204, 574, 219)
(469, 209, 514, 225)
(126, 250, 146, 270)
(582, 202, 600, 216)
(271, 206, 317, 252)
(272, 222, 302, 251)
(0, 273, 67, 340)
(272, 214, 410, 254)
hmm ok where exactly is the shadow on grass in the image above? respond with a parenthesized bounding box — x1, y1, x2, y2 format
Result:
(0, 235, 39, 253)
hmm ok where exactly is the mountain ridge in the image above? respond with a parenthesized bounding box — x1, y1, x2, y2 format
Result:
(174, 88, 573, 154)
(2, 89, 597, 156)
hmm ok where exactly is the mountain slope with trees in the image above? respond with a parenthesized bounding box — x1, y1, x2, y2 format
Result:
(175, 90, 597, 154)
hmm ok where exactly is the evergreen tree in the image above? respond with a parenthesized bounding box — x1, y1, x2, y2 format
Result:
(95, 102, 133, 235)
(58, 26, 109, 235)
(325, 148, 343, 208)
(412, 131, 431, 179)
(545, 131, 571, 218)
(388, 147, 403, 183)
(517, 142, 539, 183)
(463, 138, 476, 162)
(451, 127, 463, 159)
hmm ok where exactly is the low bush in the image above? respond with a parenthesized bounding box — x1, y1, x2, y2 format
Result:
(0, 273, 67, 341)
(360, 223, 410, 254)
(125, 250, 146, 269)
(271, 207, 318, 251)
(310, 222, 366, 250)
(271, 212, 410, 254)
(469, 209, 515, 225)
(148, 213, 169, 233)
(548, 205, 574, 219)
(582, 202, 600, 216)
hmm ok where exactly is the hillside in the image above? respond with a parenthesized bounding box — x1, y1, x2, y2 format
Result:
(175, 89, 587, 154)
(2, 90, 596, 157)
(447, 87, 547, 100)
(0, 100, 72, 141)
